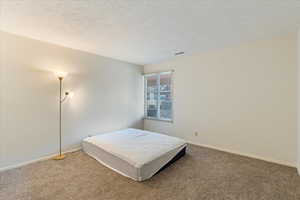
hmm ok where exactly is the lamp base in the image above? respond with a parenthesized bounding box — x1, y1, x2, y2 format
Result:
(53, 154, 66, 160)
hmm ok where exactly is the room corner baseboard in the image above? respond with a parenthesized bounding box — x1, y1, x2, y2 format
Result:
(187, 140, 296, 168)
(0, 147, 82, 172)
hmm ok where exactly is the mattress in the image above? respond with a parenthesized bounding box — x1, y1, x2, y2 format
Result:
(82, 128, 187, 181)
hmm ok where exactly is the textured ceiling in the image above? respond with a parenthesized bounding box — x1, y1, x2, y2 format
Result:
(1, 0, 300, 65)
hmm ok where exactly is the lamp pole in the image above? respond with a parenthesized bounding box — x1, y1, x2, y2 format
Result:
(59, 77, 62, 157)
(53, 76, 67, 160)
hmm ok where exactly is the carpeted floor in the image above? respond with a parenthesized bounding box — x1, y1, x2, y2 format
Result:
(1, 144, 300, 200)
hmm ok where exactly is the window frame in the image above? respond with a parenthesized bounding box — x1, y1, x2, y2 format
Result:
(144, 70, 173, 123)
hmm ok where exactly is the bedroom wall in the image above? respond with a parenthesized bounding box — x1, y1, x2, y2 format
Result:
(0, 31, 144, 169)
(144, 33, 297, 167)
(298, 28, 300, 173)
(0, 32, 4, 167)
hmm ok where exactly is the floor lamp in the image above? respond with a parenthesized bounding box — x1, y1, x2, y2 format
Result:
(53, 71, 69, 160)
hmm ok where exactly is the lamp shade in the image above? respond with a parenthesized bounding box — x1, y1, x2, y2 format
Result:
(55, 71, 68, 79)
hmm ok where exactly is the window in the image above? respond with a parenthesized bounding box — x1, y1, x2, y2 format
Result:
(144, 71, 173, 121)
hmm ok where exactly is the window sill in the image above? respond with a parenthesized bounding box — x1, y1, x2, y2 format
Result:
(144, 117, 173, 123)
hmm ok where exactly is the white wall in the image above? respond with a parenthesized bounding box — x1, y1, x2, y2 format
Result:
(0, 31, 144, 169)
(298, 29, 300, 172)
(144, 34, 297, 167)
(0, 32, 4, 167)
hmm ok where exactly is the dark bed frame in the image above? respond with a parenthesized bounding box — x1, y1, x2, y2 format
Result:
(154, 146, 186, 176)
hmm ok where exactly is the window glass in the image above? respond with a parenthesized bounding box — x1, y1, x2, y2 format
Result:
(144, 71, 172, 121)
(159, 72, 172, 120)
(145, 74, 158, 118)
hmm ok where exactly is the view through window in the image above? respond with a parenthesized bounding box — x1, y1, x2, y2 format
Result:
(144, 71, 172, 121)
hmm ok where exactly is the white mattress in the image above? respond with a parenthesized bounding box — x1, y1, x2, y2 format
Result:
(82, 128, 187, 181)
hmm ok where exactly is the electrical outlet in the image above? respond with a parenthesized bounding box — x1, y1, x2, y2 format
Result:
(194, 132, 198, 136)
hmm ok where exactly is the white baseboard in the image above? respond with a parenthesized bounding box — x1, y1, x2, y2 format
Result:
(1, 141, 296, 173)
(187, 140, 296, 168)
(0, 147, 82, 172)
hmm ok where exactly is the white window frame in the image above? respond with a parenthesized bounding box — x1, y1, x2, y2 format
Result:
(144, 70, 173, 122)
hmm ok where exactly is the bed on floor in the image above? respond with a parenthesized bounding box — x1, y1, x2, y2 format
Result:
(82, 128, 187, 181)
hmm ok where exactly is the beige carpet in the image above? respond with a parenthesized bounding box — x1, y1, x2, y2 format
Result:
(1, 144, 300, 200)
